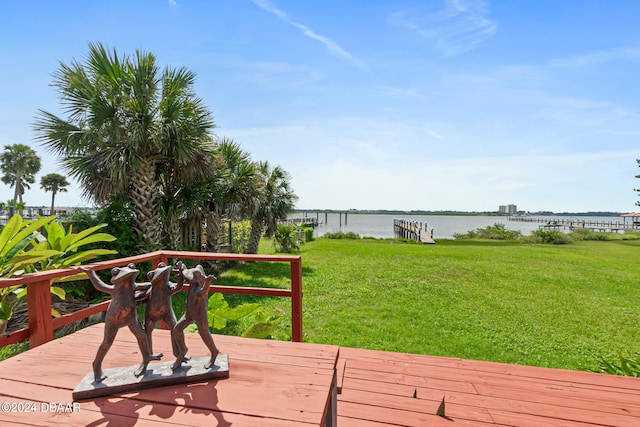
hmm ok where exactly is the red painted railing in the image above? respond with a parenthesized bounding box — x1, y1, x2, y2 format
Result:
(0, 250, 303, 349)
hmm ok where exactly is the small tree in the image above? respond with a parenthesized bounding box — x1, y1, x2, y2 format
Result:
(246, 162, 297, 254)
(40, 173, 70, 215)
(0, 144, 41, 213)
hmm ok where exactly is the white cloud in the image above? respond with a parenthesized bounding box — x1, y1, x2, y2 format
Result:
(548, 47, 640, 68)
(389, 0, 497, 56)
(251, 0, 366, 68)
(375, 85, 420, 98)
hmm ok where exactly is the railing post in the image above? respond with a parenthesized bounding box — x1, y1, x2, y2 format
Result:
(290, 257, 303, 342)
(27, 279, 54, 348)
(154, 252, 171, 329)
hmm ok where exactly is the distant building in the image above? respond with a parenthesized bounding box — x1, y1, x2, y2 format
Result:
(498, 204, 517, 215)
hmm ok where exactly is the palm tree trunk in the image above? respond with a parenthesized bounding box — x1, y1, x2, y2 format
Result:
(130, 159, 163, 251)
(204, 211, 223, 253)
(12, 171, 21, 206)
(246, 218, 264, 254)
(50, 191, 56, 215)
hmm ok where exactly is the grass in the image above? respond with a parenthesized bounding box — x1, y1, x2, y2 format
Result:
(2, 235, 638, 372)
(219, 236, 640, 372)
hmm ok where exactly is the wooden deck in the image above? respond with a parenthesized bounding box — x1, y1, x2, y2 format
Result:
(337, 346, 640, 426)
(0, 324, 338, 426)
(1, 325, 640, 426)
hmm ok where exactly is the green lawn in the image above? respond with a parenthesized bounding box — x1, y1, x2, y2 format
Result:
(218, 237, 640, 372)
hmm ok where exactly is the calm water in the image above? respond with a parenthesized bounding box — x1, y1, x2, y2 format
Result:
(289, 213, 625, 240)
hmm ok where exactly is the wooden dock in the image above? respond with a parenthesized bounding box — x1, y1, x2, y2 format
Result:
(283, 217, 320, 227)
(394, 219, 435, 244)
(508, 216, 640, 233)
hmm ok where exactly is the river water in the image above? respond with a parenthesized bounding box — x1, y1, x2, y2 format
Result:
(289, 213, 626, 240)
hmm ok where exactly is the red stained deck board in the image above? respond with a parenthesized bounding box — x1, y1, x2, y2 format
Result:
(1, 384, 312, 427)
(339, 346, 640, 391)
(338, 400, 495, 427)
(338, 415, 404, 427)
(4, 324, 640, 426)
(71, 324, 338, 369)
(415, 385, 637, 427)
(340, 382, 638, 427)
(337, 347, 640, 426)
(0, 324, 338, 426)
(343, 359, 640, 418)
(339, 388, 496, 423)
(344, 365, 479, 394)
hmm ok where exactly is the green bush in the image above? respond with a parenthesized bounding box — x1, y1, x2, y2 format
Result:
(0, 214, 117, 329)
(529, 229, 572, 244)
(273, 224, 302, 253)
(303, 227, 315, 242)
(323, 231, 361, 239)
(454, 223, 521, 240)
(183, 292, 280, 339)
(231, 221, 252, 253)
(568, 227, 613, 241)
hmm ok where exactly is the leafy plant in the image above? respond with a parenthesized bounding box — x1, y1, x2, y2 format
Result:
(231, 221, 252, 254)
(324, 231, 361, 239)
(0, 214, 117, 329)
(185, 292, 279, 338)
(273, 224, 303, 253)
(0, 215, 60, 277)
(34, 220, 117, 279)
(529, 228, 572, 244)
(568, 227, 613, 241)
(241, 311, 281, 339)
(303, 227, 315, 242)
(206, 292, 261, 330)
(454, 223, 522, 240)
(590, 353, 640, 377)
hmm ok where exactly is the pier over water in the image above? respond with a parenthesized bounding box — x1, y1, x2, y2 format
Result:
(394, 218, 435, 244)
(508, 215, 640, 233)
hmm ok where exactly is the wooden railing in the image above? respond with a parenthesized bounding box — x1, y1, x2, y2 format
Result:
(0, 250, 303, 349)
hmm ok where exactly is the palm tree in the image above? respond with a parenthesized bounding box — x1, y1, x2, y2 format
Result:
(0, 144, 41, 214)
(246, 161, 297, 254)
(40, 173, 70, 215)
(34, 42, 215, 250)
(215, 139, 259, 223)
(171, 139, 260, 253)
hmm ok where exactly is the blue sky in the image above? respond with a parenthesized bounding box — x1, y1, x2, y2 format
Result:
(1, 0, 639, 212)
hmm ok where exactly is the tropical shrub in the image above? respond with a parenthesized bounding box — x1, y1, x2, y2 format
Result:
(569, 227, 615, 241)
(185, 292, 280, 339)
(0, 215, 60, 327)
(0, 214, 117, 331)
(453, 223, 522, 240)
(529, 228, 572, 244)
(273, 224, 302, 253)
(66, 197, 139, 257)
(303, 227, 315, 242)
(231, 221, 252, 254)
(324, 231, 361, 239)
